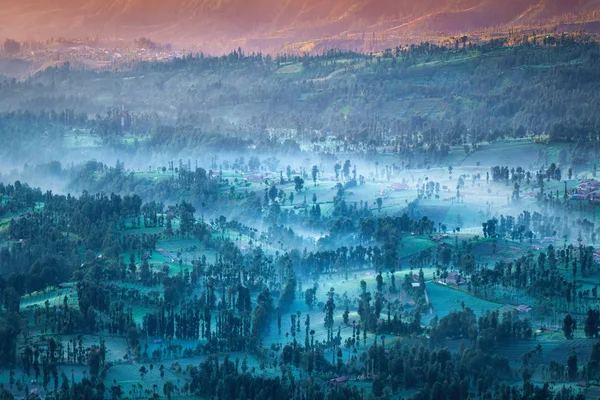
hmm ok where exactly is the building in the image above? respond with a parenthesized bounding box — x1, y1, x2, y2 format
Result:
(446, 271, 460, 286)
(517, 304, 531, 313)
(246, 175, 264, 183)
(329, 376, 348, 385)
(391, 183, 408, 191)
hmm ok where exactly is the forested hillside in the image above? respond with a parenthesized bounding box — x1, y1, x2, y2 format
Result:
(1, 36, 599, 169)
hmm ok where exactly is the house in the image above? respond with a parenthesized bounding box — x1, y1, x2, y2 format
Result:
(157, 248, 175, 262)
(329, 376, 348, 384)
(517, 304, 531, 313)
(246, 175, 264, 183)
(391, 183, 408, 191)
(411, 282, 421, 288)
(446, 271, 460, 286)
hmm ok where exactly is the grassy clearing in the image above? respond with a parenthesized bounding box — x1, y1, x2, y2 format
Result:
(425, 282, 502, 321)
(471, 239, 536, 266)
(276, 63, 303, 74)
(21, 286, 78, 312)
(103, 363, 182, 394)
(455, 140, 554, 168)
(63, 131, 101, 149)
(133, 170, 174, 183)
(398, 236, 437, 259)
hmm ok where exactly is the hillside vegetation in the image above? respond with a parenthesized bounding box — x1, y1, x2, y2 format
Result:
(1, 39, 599, 168)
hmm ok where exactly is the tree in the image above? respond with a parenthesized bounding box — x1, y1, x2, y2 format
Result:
(562, 314, 575, 339)
(567, 351, 578, 381)
(584, 309, 600, 338)
(311, 165, 319, 186)
(248, 156, 260, 171)
(269, 185, 278, 203)
(323, 288, 335, 329)
(129, 252, 136, 274)
(305, 286, 317, 310)
(294, 176, 304, 193)
(163, 381, 175, 400)
(278, 256, 296, 310)
(110, 382, 124, 399)
(139, 366, 148, 380)
(372, 375, 384, 397)
(178, 201, 196, 237)
(439, 246, 452, 267)
(342, 160, 351, 181)
(140, 258, 151, 283)
(241, 355, 248, 373)
(3, 39, 20, 55)
(376, 197, 383, 213)
(252, 288, 274, 336)
(588, 341, 600, 379)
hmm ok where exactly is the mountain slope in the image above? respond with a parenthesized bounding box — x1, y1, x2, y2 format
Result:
(1, 0, 599, 51)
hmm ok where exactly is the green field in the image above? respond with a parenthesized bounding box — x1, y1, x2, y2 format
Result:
(21, 286, 78, 312)
(425, 282, 503, 320)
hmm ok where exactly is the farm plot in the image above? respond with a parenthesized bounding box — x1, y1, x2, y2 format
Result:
(63, 132, 101, 149)
(456, 140, 547, 168)
(471, 240, 535, 266)
(138, 338, 205, 362)
(53, 334, 130, 363)
(133, 170, 174, 183)
(20, 286, 78, 312)
(131, 305, 156, 325)
(397, 236, 437, 260)
(541, 338, 596, 365)
(425, 282, 502, 320)
(103, 363, 184, 395)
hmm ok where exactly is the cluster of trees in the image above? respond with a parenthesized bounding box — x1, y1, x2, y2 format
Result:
(454, 243, 598, 315)
(430, 308, 532, 345)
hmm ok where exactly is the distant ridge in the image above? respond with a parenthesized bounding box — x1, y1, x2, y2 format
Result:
(1, 0, 599, 52)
